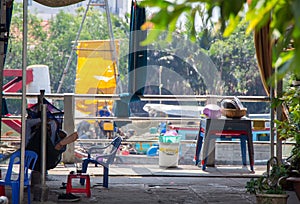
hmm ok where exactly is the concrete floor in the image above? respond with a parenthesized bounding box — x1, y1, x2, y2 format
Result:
(1, 164, 299, 204)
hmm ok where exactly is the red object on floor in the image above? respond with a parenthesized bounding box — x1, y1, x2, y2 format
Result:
(66, 173, 91, 197)
(0, 170, 5, 196)
(0, 186, 5, 196)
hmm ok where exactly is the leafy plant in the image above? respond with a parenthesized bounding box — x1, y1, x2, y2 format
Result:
(246, 157, 288, 195)
(274, 83, 300, 175)
(140, 0, 300, 82)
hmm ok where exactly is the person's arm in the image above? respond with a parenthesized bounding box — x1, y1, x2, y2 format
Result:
(55, 132, 78, 150)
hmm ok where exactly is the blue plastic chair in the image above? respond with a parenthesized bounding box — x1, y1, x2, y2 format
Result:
(0, 150, 38, 204)
(80, 136, 122, 188)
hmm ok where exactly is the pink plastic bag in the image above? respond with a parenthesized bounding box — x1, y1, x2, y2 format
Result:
(203, 104, 221, 119)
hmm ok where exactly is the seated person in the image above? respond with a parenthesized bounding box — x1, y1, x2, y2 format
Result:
(98, 106, 111, 117)
(97, 106, 114, 139)
(26, 118, 78, 172)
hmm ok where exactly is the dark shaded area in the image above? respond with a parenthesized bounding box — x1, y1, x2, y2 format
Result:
(26, 98, 65, 171)
(26, 123, 61, 171)
(130, 85, 180, 117)
(147, 50, 207, 95)
(113, 0, 147, 125)
(128, 0, 147, 95)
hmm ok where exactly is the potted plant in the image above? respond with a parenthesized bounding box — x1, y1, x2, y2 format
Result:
(245, 157, 289, 204)
(274, 82, 300, 200)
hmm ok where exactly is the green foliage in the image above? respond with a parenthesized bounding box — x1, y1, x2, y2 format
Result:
(274, 85, 300, 140)
(5, 3, 47, 70)
(141, 8, 268, 112)
(5, 3, 129, 94)
(140, 0, 245, 44)
(246, 157, 288, 195)
(140, 0, 300, 83)
(207, 22, 268, 113)
(4, 2, 269, 114)
(246, 177, 285, 195)
(274, 84, 300, 173)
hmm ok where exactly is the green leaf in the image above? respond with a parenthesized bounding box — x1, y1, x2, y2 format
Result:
(246, 0, 277, 34)
(140, 0, 172, 9)
(224, 13, 241, 37)
(140, 29, 163, 46)
(150, 10, 171, 29)
(189, 7, 198, 42)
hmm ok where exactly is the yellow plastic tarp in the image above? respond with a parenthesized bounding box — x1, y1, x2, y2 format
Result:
(75, 40, 119, 115)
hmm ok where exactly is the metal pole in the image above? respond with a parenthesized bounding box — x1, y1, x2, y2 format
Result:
(270, 86, 274, 158)
(276, 80, 283, 162)
(56, 0, 92, 93)
(19, 0, 28, 202)
(39, 103, 49, 200)
(0, 0, 6, 141)
(104, 0, 120, 91)
(41, 104, 47, 185)
(159, 66, 162, 104)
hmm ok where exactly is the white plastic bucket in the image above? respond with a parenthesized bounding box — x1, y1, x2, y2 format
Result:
(159, 142, 180, 167)
(26, 64, 51, 107)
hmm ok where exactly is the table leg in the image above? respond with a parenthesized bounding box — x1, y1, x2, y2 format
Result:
(247, 135, 255, 172)
(202, 136, 215, 170)
(206, 138, 216, 167)
(201, 137, 209, 170)
(194, 135, 203, 166)
(240, 136, 247, 166)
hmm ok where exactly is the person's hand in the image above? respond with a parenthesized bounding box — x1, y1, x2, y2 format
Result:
(73, 132, 79, 140)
